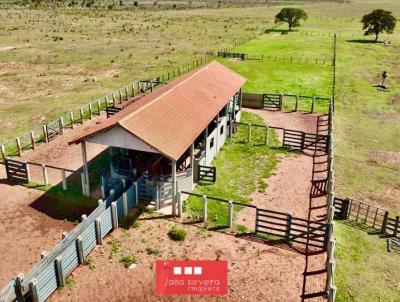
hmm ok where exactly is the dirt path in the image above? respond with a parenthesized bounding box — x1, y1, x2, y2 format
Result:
(243, 109, 319, 134)
(236, 153, 313, 231)
(48, 217, 305, 302)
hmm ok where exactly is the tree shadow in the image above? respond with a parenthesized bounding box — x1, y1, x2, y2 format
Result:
(265, 28, 296, 34)
(346, 39, 383, 44)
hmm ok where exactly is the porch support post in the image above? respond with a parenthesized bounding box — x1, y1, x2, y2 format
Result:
(239, 88, 242, 110)
(81, 141, 90, 196)
(171, 160, 177, 217)
(190, 143, 194, 187)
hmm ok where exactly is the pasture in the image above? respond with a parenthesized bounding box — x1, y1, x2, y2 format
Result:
(0, 1, 400, 301)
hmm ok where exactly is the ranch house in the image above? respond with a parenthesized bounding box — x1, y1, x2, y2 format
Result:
(70, 61, 245, 214)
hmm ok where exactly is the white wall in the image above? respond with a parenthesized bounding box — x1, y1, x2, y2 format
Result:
(86, 126, 159, 154)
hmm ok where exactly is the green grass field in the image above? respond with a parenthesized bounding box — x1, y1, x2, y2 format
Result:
(184, 112, 283, 226)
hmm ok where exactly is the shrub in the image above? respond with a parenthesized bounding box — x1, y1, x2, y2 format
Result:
(146, 247, 161, 255)
(168, 226, 187, 241)
(133, 1, 138, 7)
(120, 255, 137, 268)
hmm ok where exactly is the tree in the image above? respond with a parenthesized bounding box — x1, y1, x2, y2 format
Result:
(275, 8, 307, 31)
(361, 9, 397, 42)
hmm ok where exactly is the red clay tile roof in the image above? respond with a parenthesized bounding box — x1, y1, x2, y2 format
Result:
(70, 61, 246, 161)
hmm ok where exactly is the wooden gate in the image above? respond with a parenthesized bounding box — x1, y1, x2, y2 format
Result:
(198, 165, 216, 183)
(283, 129, 328, 152)
(46, 121, 62, 142)
(5, 158, 29, 183)
(263, 94, 282, 110)
(106, 105, 121, 118)
(255, 207, 328, 251)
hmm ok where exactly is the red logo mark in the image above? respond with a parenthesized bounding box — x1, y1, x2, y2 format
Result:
(156, 260, 228, 295)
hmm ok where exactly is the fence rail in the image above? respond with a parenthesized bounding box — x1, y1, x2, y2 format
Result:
(334, 197, 400, 239)
(242, 92, 331, 114)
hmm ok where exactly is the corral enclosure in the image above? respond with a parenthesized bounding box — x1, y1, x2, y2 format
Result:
(1, 1, 400, 302)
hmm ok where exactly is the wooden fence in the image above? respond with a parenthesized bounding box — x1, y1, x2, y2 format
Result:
(242, 92, 331, 113)
(0, 180, 138, 302)
(179, 191, 330, 252)
(334, 197, 400, 239)
(5, 157, 84, 193)
(235, 122, 329, 154)
(246, 53, 331, 66)
(325, 97, 336, 302)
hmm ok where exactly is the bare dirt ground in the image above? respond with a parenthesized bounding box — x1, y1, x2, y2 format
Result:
(243, 109, 318, 134)
(0, 165, 73, 288)
(48, 216, 305, 302)
(0, 114, 110, 288)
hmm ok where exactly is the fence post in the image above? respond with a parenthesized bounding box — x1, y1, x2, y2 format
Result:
(97, 100, 101, 115)
(76, 237, 84, 264)
(295, 95, 299, 111)
(381, 211, 389, 234)
(0, 144, 5, 161)
(95, 218, 102, 245)
(59, 117, 64, 134)
(111, 201, 118, 229)
(16, 137, 22, 156)
(326, 260, 335, 297)
(279, 94, 283, 110)
(70, 112, 74, 129)
(122, 190, 128, 217)
(26, 162, 31, 183)
(43, 125, 48, 143)
(29, 279, 39, 302)
(125, 86, 129, 100)
(55, 257, 65, 287)
(134, 181, 138, 205)
(228, 200, 233, 229)
(42, 164, 49, 185)
(15, 274, 25, 302)
(155, 184, 160, 211)
(88, 103, 93, 119)
(311, 97, 315, 113)
(328, 286, 337, 302)
(202, 195, 207, 223)
(119, 89, 122, 102)
(80, 107, 84, 124)
(286, 213, 293, 242)
(28, 131, 35, 151)
(247, 123, 252, 143)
